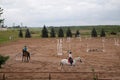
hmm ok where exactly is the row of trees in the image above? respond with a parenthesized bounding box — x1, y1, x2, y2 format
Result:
(19, 28, 31, 38)
(18, 25, 106, 38)
(91, 28, 106, 37)
(42, 25, 105, 38)
(37, 25, 80, 38)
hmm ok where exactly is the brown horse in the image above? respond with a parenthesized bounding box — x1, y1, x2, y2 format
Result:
(22, 50, 30, 62)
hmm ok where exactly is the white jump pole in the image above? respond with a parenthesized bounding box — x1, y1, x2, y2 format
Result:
(102, 42, 105, 52)
(114, 38, 119, 46)
(67, 37, 71, 50)
(79, 37, 82, 41)
(102, 38, 105, 43)
(57, 39, 63, 56)
(86, 43, 89, 52)
(116, 38, 119, 46)
(114, 38, 117, 45)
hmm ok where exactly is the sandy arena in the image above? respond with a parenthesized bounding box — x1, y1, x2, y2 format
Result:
(0, 38, 120, 80)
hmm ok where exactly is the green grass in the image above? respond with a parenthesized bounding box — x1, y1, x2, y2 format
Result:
(0, 25, 120, 44)
(0, 30, 18, 44)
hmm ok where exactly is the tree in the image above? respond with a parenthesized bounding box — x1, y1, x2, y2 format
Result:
(66, 28, 72, 37)
(0, 55, 9, 68)
(58, 27, 64, 37)
(91, 28, 97, 37)
(100, 28, 106, 37)
(41, 25, 48, 38)
(25, 28, 31, 38)
(0, 7, 4, 27)
(75, 30, 80, 37)
(50, 27, 56, 38)
(19, 29, 23, 38)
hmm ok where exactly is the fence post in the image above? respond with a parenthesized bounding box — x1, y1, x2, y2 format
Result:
(3, 74, 6, 80)
(49, 73, 51, 80)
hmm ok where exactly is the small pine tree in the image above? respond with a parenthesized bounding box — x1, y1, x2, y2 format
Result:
(0, 55, 9, 68)
(91, 28, 97, 37)
(75, 30, 80, 37)
(41, 25, 48, 38)
(50, 27, 56, 38)
(19, 29, 23, 38)
(25, 28, 31, 38)
(58, 27, 64, 37)
(0, 8, 4, 26)
(66, 28, 72, 37)
(100, 28, 106, 37)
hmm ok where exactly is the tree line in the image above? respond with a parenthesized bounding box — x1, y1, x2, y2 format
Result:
(18, 25, 106, 38)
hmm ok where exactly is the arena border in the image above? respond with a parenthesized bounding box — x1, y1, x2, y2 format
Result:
(0, 71, 119, 80)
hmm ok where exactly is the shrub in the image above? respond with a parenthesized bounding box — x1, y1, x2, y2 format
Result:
(58, 27, 64, 37)
(50, 27, 56, 38)
(111, 32, 117, 35)
(25, 28, 31, 38)
(100, 28, 106, 37)
(41, 25, 48, 38)
(18, 29, 23, 38)
(0, 55, 9, 68)
(91, 28, 97, 37)
(66, 28, 72, 37)
(75, 30, 80, 37)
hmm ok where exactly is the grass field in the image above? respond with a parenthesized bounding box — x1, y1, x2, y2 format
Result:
(0, 25, 120, 44)
(0, 30, 18, 44)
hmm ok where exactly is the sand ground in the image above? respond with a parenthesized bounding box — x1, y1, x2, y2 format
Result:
(0, 38, 120, 80)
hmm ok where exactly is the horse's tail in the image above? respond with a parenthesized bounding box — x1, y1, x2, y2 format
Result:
(60, 61, 63, 66)
(80, 59, 82, 63)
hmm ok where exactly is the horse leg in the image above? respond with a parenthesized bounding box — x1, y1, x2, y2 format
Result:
(80, 59, 82, 63)
(27, 56, 29, 62)
(25, 57, 27, 62)
(28, 55, 30, 62)
(27, 56, 28, 62)
(60, 62, 64, 70)
(22, 56, 24, 62)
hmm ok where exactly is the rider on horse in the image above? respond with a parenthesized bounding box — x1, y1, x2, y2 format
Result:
(23, 45, 27, 53)
(22, 45, 30, 62)
(68, 51, 73, 66)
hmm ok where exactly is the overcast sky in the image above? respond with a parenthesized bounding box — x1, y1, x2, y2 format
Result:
(1, 0, 120, 27)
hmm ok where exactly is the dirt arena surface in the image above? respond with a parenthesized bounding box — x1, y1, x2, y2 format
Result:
(0, 38, 120, 80)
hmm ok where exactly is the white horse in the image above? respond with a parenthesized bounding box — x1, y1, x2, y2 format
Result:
(60, 57, 82, 66)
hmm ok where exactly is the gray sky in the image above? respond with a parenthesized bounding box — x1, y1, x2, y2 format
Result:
(1, 0, 120, 27)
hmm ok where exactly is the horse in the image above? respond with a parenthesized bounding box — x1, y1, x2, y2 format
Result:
(22, 50, 30, 62)
(60, 57, 82, 67)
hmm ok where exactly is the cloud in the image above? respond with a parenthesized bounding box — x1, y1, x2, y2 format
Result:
(1, 0, 120, 27)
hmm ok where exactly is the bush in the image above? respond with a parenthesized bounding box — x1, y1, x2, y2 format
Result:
(75, 30, 80, 37)
(18, 29, 23, 38)
(0, 55, 9, 68)
(41, 25, 48, 38)
(25, 28, 31, 38)
(100, 28, 106, 37)
(50, 27, 56, 38)
(91, 28, 97, 37)
(58, 27, 64, 37)
(66, 28, 72, 37)
(111, 32, 117, 35)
